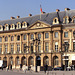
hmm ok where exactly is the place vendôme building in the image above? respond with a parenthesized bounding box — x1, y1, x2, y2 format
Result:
(0, 8, 75, 71)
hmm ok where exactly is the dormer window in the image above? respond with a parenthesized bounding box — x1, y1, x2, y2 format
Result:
(72, 16, 75, 23)
(63, 16, 69, 24)
(22, 22, 27, 28)
(10, 24, 15, 30)
(0, 25, 3, 31)
(16, 22, 21, 29)
(53, 17, 59, 24)
(5, 24, 9, 31)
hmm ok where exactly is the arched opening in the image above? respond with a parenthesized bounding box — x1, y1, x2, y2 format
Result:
(36, 56, 41, 66)
(3, 57, 7, 68)
(21, 56, 27, 66)
(15, 56, 19, 66)
(28, 56, 34, 66)
(43, 56, 49, 66)
(53, 56, 59, 68)
(9, 56, 13, 66)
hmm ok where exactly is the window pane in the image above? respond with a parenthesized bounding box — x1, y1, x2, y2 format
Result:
(5, 45, 8, 53)
(38, 43, 41, 52)
(24, 35, 26, 40)
(64, 32, 68, 38)
(38, 34, 41, 39)
(5, 37, 8, 41)
(17, 44, 20, 53)
(0, 45, 2, 54)
(0, 37, 2, 42)
(11, 36, 14, 41)
(17, 35, 20, 41)
(55, 32, 58, 38)
(45, 33, 49, 38)
(31, 34, 34, 39)
(11, 45, 14, 53)
(45, 42, 49, 52)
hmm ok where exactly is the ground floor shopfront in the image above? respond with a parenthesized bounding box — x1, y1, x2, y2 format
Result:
(0, 53, 62, 71)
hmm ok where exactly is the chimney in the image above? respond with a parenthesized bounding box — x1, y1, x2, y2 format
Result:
(29, 14, 32, 16)
(41, 11, 46, 14)
(56, 9, 60, 12)
(65, 8, 70, 11)
(17, 16, 20, 19)
(11, 17, 15, 19)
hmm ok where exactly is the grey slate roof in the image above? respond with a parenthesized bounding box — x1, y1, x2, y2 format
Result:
(0, 10, 75, 26)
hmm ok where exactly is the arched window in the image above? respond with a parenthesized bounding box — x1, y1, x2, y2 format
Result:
(63, 16, 69, 24)
(5, 36, 8, 42)
(53, 17, 59, 24)
(11, 36, 14, 41)
(17, 35, 20, 41)
(38, 33, 41, 39)
(9, 57, 13, 65)
(16, 56, 19, 65)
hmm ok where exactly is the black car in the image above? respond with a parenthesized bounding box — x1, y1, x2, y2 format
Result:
(53, 67, 63, 71)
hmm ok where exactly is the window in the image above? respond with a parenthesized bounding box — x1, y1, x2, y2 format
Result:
(55, 32, 58, 38)
(17, 44, 20, 53)
(73, 42, 75, 52)
(23, 34, 26, 40)
(55, 42, 58, 52)
(64, 42, 69, 52)
(31, 43, 33, 53)
(55, 19, 57, 23)
(45, 33, 49, 38)
(11, 45, 14, 53)
(45, 42, 49, 52)
(18, 23, 20, 28)
(16, 57, 19, 65)
(64, 32, 68, 38)
(24, 23, 25, 26)
(23, 44, 26, 53)
(5, 45, 8, 53)
(38, 43, 41, 52)
(11, 36, 14, 41)
(31, 34, 34, 39)
(0, 37, 2, 42)
(73, 18, 75, 23)
(5, 36, 8, 42)
(6, 25, 8, 30)
(17, 35, 20, 41)
(54, 56, 59, 66)
(38, 33, 41, 39)
(0, 45, 2, 54)
(65, 18, 68, 24)
(12, 25, 13, 28)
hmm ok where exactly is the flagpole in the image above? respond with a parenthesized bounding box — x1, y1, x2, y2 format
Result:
(40, 5, 42, 20)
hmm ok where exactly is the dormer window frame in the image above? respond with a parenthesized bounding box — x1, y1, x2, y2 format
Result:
(22, 22, 27, 28)
(63, 16, 69, 24)
(10, 24, 15, 30)
(16, 22, 21, 29)
(53, 17, 59, 25)
(0, 25, 3, 31)
(5, 24, 9, 31)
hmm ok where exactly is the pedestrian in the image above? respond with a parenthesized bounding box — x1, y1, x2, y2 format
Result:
(10, 65, 12, 70)
(44, 64, 48, 73)
(1, 64, 3, 70)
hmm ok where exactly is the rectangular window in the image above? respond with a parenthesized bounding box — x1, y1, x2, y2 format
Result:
(0, 45, 2, 54)
(31, 34, 34, 39)
(55, 42, 58, 52)
(64, 32, 68, 38)
(38, 43, 41, 52)
(5, 45, 8, 53)
(45, 33, 49, 38)
(38, 34, 41, 39)
(24, 34, 26, 40)
(31, 43, 33, 53)
(0, 37, 2, 42)
(5, 37, 8, 42)
(11, 44, 14, 53)
(73, 42, 75, 52)
(11, 36, 14, 41)
(17, 44, 20, 53)
(55, 32, 58, 38)
(64, 42, 69, 52)
(45, 42, 49, 52)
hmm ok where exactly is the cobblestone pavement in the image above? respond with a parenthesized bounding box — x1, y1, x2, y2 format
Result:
(0, 69, 75, 75)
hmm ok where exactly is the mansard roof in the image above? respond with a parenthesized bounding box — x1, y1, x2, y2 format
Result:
(0, 9, 75, 26)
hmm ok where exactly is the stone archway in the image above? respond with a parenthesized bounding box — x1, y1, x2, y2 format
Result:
(53, 56, 59, 68)
(28, 56, 34, 66)
(21, 56, 27, 66)
(43, 56, 49, 66)
(15, 56, 19, 66)
(3, 57, 7, 68)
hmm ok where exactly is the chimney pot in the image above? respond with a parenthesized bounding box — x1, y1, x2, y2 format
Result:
(29, 14, 32, 16)
(11, 17, 15, 19)
(17, 16, 20, 19)
(65, 8, 70, 11)
(56, 9, 60, 12)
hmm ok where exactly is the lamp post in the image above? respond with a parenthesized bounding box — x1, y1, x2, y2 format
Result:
(63, 42, 69, 70)
(32, 37, 40, 72)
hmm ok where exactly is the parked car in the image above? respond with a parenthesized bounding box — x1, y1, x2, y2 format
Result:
(53, 67, 63, 71)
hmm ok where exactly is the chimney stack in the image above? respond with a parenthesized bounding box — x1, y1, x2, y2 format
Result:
(65, 8, 70, 11)
(56, 9, 60, 12)
(11, 17, 15, 19)
(17, 16, 20, 19)
(29, 14, 32, 16)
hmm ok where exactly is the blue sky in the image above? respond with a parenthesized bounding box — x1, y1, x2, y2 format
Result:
(0, 0, 75, 20)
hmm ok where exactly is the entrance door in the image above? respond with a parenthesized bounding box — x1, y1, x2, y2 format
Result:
(36, 56, 41, 66)
(72, 60, 75, 65)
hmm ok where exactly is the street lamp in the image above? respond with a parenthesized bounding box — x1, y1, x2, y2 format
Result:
(63, 42, 69, 70)
(32, 37, 40, 72)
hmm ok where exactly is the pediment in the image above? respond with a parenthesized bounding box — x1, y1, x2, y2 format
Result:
(28, 20, 51, 29)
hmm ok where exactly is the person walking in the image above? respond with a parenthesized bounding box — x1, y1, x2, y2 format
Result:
(44, 64, 48, 73)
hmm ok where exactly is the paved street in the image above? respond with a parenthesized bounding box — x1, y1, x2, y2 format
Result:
(0, 69, 75, 75)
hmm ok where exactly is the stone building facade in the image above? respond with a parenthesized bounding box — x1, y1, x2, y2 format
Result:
(0, 8, 75, 71)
